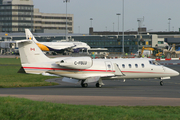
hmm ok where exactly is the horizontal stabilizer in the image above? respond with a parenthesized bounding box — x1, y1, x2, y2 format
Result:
(114, 63, 124, 76)
(62, 77, 79, 84)
(16, 40, 32, 44)
(84, 76, 100, 83)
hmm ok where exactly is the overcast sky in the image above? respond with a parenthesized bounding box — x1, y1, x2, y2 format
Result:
(33, 0, 180, 34)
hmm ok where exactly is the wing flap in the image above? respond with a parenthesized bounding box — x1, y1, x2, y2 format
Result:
(84, 76, 100, 83)
(62, 77, 79, 84)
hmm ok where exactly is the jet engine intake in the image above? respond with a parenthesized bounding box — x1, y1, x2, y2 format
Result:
(56, 57, 93, 69)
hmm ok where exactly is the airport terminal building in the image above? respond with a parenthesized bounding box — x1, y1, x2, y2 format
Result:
(0, 32, 166, 54)
(0, 0, 179, 54)
(0, 0, 74, 33)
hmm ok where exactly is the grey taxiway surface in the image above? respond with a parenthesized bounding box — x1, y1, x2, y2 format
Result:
(0, 63, 180, 106)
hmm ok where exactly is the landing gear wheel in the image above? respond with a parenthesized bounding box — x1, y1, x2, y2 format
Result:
(160, 81, 163, 86)
(82, 83, 88, 87)
(96, 83, 102, 88)
(81, 80, 88, 88)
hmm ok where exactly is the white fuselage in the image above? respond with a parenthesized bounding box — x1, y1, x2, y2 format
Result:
(22, 58, 179, 80)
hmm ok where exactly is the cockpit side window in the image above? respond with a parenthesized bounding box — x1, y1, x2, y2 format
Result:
(149, 60, 160, 65)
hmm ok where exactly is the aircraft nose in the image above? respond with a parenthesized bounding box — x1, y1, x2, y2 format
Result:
(174, 70, 179, 76)
(164, 67, 179, 76)
(172, 70, 179, 76)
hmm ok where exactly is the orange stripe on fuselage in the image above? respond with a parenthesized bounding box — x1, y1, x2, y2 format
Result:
(36, 43, 50, 51)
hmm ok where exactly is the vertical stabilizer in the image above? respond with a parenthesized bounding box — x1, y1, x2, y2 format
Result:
(25, 29, 38, 43)
(18, 40, 50, 64)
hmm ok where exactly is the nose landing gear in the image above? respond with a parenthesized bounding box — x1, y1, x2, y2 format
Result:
(160, 81, 163, 86)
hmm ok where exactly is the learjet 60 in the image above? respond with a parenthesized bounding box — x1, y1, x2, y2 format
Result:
(17, 39, 179, 88)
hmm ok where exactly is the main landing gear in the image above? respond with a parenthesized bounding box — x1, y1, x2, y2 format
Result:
(96, 83, 102, 88)
(81, 80, 88, 88)
(81, 80, 103, 88)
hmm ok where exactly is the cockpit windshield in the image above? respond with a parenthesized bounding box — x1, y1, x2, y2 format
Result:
(149, 60, 160, 65)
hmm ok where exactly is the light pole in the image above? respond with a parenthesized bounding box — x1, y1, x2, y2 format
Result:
(90, 18, 93, 27)
(137, 17, 144, 34)
(31, 5, 33, 32)
(122, 0, 124, 55)
(113, 22, 114, 32)
(78, 26, 80, 33)
(137, 19, 141, 35)
(116, 13, 121, 35)
(168, 18, 171, 32)
(63, 0, 70, 41)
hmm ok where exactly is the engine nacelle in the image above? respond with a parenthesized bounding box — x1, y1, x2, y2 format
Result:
(56, 57, 93, 69)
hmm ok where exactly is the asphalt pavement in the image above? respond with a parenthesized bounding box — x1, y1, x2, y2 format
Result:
(0, 65, 180, 106)
(0, 56, 180, 106)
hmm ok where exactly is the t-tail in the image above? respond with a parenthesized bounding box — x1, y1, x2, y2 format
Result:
(25, 29, 38, 43)
(18, 40, 50, 65)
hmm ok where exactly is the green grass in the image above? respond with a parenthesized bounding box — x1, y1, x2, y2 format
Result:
(0, 58, 58, 88)
(1, 58, 180, 119)
(0, 57, 20, 65)
(0, 96, 180, 120)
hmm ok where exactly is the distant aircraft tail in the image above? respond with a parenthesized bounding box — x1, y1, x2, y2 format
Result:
(25, 29, 38, 43)
(18, 40, 50, 64)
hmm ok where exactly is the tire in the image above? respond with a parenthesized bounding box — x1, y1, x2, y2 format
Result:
(81, 81, 88, 88)
(96, 83, 102, 88)
(160, 81, 163, 86)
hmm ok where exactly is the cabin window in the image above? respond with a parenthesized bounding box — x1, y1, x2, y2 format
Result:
(116, 64, 119, 67)
(135, 64, 138, 68)
(141, 64, 145, 68)
(117, 64, 120, 68)
(108, 64, 111, 69)
(129, 64, 132, 68)
(122, 64, 125, 68)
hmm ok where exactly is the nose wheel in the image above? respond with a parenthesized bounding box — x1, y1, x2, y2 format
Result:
(160, 81, 164, 86)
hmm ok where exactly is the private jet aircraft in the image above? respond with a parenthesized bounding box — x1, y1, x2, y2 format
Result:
(17, 39, 179, 88)
(25, 29, 90, 54)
